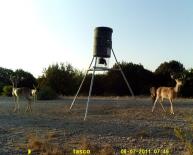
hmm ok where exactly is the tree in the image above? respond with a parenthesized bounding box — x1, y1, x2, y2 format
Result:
(14, 69, 37, 88)
(40, 63, 82, 96)
(181, 69, 193, 97)
(0, 67, 14, 92)
(155, 60, 185, 75)
(154, 60, 185, 86)
(80, 74, 108, 96)
(106, 62, 154, 95)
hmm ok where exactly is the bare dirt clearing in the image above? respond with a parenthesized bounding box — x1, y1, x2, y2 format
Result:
(0, 97, 192, 154)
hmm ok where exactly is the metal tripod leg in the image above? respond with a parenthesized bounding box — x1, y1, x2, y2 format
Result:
(84, 57, 97, 120)
(69, 57, 94, 110)
(112, 49, 135, 97)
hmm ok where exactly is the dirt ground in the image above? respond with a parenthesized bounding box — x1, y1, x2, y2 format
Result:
(0, 96, 192, 155)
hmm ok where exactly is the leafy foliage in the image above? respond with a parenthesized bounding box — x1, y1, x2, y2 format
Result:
(2, 85, 12, 96)
(1, 59, 193, 97)
(14, 69, 37, 88)
(155, 60, 185, 75)
(181, 69, 193, 97)
(38, 86, 57, 100)
(39, 63, 82, 96)
(154, 60, 186, 86)
(0, 67, 14, 92)
(0, 67, 37, 94)
(106, 62, 154, 95)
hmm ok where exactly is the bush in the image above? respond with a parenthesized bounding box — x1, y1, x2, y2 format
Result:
(0, 82, 5, 94)
(2, 85, 12, 96)
(38, 86, 57, 100)
(174, 116, 193, 154)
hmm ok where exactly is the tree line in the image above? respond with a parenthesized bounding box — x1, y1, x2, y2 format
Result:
(0, 60, 193, 99)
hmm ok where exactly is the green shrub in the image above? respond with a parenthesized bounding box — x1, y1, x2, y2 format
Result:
(2, 85, 12, 96)
(38, 86, 57, 100)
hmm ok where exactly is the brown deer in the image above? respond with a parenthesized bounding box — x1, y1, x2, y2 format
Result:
(152, 75, 183, 114)
(150, 86, 166, 112)
(10, 76, 32, 112)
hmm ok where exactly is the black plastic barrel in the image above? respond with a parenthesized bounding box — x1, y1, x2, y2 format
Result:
(93, 27, 113, 58)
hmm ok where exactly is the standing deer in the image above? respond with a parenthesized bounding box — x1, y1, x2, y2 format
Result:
(152, 75, 183, 114)
(10, 76, 32, 112)
(31, 84, 39, 104)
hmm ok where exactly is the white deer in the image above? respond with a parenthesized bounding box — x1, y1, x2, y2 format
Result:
(10, 76, 32, 112)
(152, 75, 183, 114)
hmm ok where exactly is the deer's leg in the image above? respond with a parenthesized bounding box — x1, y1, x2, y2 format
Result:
(13, 96, 17, 112)
(34, 96, 35, 104)
(35, 95, 37, 103)
(29, 99, 32, 112)
(152, 96, 159, 112)
(25, 101, 29, 112)
(159, 98, 166, 112)
(25, 98, 32, 112)
(169, 98, 174, 114)
(25, 104, 29, 112)
(32, 95, 35, 104)
(25, 97, 29, 112)
(15, 96, 19, 112)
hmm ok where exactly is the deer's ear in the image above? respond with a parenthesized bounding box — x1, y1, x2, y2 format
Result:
(170, 73, 175, 79)
(179, 74, 186, 80)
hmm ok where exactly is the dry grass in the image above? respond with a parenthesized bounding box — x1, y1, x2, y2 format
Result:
(79, 137, 92, 150)
(99, 144, 114, 155)
(24, 132, 65, 155)
(78, 137, 115, 155)
(1, 97, 193, 155)
(174, 115, 193, 155)
(134, 128, 150, 138)
(17, 132, 115, 155)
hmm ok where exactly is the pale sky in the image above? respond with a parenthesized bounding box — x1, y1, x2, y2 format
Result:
(0, 0, 193, 77)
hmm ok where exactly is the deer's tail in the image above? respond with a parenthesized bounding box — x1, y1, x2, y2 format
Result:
(150, 87, 157, 103)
